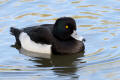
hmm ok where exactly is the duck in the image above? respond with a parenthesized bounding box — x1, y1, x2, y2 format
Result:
(10, 17, 85, 55)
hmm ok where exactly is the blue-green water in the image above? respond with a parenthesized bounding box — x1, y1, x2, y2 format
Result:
(0, 0, 120, 80)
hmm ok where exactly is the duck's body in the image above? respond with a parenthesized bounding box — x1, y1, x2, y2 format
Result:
(10, 17, 85, 54)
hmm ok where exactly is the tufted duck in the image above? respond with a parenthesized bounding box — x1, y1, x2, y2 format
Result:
(10, 17, 85, 54)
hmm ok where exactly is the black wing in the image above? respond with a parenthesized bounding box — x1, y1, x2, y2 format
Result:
(23, 24, 54, 44)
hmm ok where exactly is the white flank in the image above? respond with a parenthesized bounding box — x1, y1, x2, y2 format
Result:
(20, 48, 51, 59)
(19, 32, 51, 54)
(71, 30, 85, 41)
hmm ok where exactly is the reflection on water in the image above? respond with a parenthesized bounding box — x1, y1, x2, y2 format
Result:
(32, 53, 84, 76)
(73, 15, 98, 19)
(0, 26, 7, 32)
(0, 0, 120, 80)
(11, 43, 85, 79)
(80, 12, 103, 16)
(0, 0, 8, 4)
(20, 0, 35, 2)
(77, 5, 95, 8)
(15, 13, 52, 20)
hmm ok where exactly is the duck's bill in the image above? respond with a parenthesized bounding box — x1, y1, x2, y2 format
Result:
(71, 31, 85, 42)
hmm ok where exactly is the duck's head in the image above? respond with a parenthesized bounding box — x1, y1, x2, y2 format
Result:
(53, 17, 77, 40)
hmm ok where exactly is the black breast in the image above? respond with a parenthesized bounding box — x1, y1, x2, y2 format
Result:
(51, 39, 85, 54)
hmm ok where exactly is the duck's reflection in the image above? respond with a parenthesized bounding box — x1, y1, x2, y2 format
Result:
(50, 53, 85, 76)
(12, 44, 85, 78)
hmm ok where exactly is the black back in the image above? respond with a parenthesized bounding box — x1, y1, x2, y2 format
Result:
(23, 24, 54, 44)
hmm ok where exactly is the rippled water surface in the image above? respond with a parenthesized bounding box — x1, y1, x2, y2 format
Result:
(0, 0, 120, 80)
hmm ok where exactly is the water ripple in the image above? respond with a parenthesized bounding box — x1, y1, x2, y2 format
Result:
(15, 13, 52, 20)
(0, 0, 8, 5)
(0, 0, 120, 80)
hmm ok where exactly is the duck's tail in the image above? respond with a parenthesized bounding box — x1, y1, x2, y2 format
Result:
(10, 27, 21, 46)
(10, 27, 21, 36)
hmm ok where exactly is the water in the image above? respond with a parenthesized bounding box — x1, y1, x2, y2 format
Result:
(0, 0, 120, 80)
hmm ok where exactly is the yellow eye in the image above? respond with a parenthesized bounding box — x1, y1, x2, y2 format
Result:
(65, 25, 69, 29)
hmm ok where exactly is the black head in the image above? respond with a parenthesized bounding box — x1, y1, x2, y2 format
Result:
(53, 17, 76, 40)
